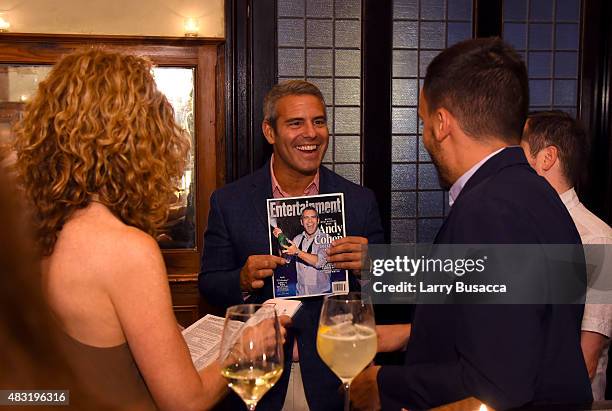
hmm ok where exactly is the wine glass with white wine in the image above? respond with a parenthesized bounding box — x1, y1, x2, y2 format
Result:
(317, 292, 377, 411)
(219, 304, 284, 411)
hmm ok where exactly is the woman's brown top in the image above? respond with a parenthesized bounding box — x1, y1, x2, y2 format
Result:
(58, 331, 158, 411)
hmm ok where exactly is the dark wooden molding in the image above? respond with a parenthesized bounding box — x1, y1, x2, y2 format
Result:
(475, 0, 503, 38)
(250, 0, 276, 170)
(168, 273, 199, 282)
(362, 0, 392, 242)
(0, 32, 223, 43)
(225, 0, 276, 182)
(0, 34, 223, 65)
(0, 66, 8, 101)
(216, 44, 228, 189)
(224, 0, 249, 182)
(579, 0, 612, 224)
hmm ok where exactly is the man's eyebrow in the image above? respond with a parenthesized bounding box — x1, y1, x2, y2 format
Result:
(283, 116, 304, 123)
(283, 115, 327, 123)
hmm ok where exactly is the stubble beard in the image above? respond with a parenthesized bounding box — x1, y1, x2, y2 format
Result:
(427, 142, 453, 191)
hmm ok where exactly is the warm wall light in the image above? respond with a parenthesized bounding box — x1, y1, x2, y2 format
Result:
(184, 18, 199, 37)
(0, 14, 10, 32)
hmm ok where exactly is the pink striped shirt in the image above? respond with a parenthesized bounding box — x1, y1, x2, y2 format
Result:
(270, 154, 320, 198)
(270, 154, 319, 362)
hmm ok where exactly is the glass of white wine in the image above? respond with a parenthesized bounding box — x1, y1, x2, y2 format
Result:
(317, 292, 377, 411)
(219, 304, 284, 411)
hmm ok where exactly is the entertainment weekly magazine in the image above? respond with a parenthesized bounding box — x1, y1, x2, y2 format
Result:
(267, 193, 348, 298)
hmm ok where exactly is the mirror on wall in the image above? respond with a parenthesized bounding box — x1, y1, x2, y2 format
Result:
(152, 67, 196, 249)
(0, 64, 197, 249)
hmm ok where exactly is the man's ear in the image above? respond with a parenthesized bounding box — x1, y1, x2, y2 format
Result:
(433, 108, 452, 142)
(540, 145, 558, 172)
(262, 120, 275, 144)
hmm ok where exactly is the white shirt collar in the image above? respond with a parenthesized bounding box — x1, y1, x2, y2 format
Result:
(559, 187, 580, 211)
(448, 147, 507, 207)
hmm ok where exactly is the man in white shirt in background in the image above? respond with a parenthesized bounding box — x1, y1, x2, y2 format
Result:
(521, 110, 612, 400)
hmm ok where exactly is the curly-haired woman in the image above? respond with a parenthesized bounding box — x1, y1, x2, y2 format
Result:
(14, 49, 229, 411)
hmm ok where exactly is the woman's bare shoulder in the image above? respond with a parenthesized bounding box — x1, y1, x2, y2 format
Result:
(55, 203, 163, 279)
(43, 203, 166, 347)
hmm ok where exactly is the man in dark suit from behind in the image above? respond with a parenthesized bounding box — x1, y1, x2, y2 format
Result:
(351, 38, 592, 410)
(199, 80, 385, 410)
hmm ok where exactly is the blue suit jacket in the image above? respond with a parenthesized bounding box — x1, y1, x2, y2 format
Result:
(199, 162, 384, 410)
(377, 147, 593, 410)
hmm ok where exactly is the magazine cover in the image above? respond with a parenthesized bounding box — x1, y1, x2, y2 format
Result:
(267, 193, 348, 298)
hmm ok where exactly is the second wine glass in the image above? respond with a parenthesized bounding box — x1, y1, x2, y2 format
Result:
(316, 292, 377, 411)
(219, 304, 284, 411)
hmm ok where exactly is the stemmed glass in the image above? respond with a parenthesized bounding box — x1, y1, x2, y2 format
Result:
(219, 304, 284, 411)
(317, 292, 377, 411)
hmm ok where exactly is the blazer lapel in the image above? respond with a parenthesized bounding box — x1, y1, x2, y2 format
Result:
(319, 165, 339, 194)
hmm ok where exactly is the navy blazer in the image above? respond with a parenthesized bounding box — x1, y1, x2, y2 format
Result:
(199, 162, 384, 410)
(377, 147, 592, 410)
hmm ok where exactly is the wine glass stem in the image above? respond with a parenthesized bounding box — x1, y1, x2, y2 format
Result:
(344, 382, 351, 411)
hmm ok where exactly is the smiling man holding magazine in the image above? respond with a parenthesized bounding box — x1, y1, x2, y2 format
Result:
(199, 80, 384, 410)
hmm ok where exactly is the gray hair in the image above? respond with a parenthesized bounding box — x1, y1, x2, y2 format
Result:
(263, 80, 326, 128)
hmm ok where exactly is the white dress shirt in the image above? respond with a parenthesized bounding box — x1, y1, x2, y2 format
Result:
(561, 187, 612, 400)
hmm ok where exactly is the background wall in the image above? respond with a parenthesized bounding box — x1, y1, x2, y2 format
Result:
(0, 0, 224, 38)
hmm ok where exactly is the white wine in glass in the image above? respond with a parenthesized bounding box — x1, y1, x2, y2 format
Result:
(317, 323, 377, 381)
(219, 304, 284, 411)
(317, 292, 377, 411)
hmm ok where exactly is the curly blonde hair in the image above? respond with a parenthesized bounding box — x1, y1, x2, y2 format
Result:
(14, 49, 190, 256)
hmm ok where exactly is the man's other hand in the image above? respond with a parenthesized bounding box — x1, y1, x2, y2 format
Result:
(350, 365, 381, 410)
(376, 324, 411, 353)
(240, 255, 287, 291)
(327, 236, 368, 274)
(581, 330, 608, 380)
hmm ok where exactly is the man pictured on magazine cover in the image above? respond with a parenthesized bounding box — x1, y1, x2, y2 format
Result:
(282, 206, 334, 296)
(199, 80, 384, 410)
